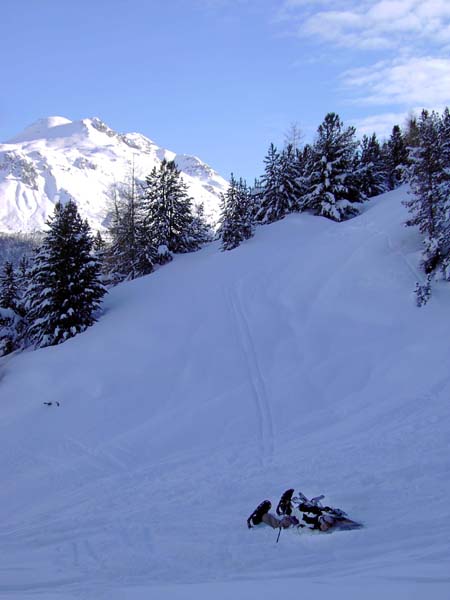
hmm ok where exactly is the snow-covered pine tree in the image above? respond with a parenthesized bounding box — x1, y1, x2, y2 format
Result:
(281, 144, 303, 212)
(105, 172, 155, 281)
(257, 143, 296, 223)
(358, 133, 387, 199)
(15, 254, 30, 346)
(236, 177, 254, 242)
(304, 112, 360, 221)
(26, 200, 107, 348)
(404, 114, 420, 149)
(404, 110, 450, 294)
(17, 254, 29, 285)
(92, 231, 107, 277)
(0, 261, 19, 310)
(93, 231, 105, 255)
(383, 125, 409, 190)
(0, 261, 23, 356)
(189, 203, 213, 248)
(249, 177, 264, 220)
(0, 308, 17, 356)
(441, 107, 450, 173)
(141, 159, 198, 260)
(295, 144, 314, 211)
(141, 163, 171, 264)
(438, 107, 450, 279)
(219, 174, 254, 251)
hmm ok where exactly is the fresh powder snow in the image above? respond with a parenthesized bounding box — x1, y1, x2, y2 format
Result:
(0, 188, 449, 599)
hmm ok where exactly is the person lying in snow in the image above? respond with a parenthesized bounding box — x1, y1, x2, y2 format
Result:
(247, 500, 299, 529)
(276, 488, 362, 532)
(247, 490, 362, 532)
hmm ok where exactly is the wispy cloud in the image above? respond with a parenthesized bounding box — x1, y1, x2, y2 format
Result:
(279, 0, 450, 50)
(196, 1, 450, 139)
(343, 56, 450, 106)
(277, 0, 450, 119)
(351, 110, 414, 139)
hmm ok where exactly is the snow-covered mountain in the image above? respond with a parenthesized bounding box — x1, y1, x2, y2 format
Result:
(0, 116, 228, 233)
(1, 189, 450, 599)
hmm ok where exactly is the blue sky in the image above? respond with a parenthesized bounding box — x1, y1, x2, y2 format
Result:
(1, 0, 450, 180)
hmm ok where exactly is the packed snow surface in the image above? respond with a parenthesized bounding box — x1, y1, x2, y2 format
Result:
(0, 116, 228, 233)
(1, 189, 449, 599)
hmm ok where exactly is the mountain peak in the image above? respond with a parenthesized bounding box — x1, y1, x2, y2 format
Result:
(7, 116, 76, 143)
(0, 116, 228, 233)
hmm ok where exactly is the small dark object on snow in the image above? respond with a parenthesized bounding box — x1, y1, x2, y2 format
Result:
(276, 488, 294, 516)
(247, 500, 271, 528)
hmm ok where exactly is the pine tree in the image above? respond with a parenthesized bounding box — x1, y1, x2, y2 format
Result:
(384, 125, 409, 190)
(404, 110, 450, 288)
(91, 231, 107, 279)
(359, 133, 387, 199)
(0, 261, 19, 310)
(404, 114, 420, 149)
(295, 144, 314, 211)
(105, 171, 155, 281)
(441, 107, 450, 171)
(0, 309, 17, 356)
(190, 203, 213, 248)
(280, 144, 303, 212)
(26, 200, 107, 348)
(305, 112, 360, 221)
(93, 231, 106, 254)
(17, 255, 30, 286)
(256, 143, 294, 223)
(142, 159, 198, 259)
(249, 178, 264, 220)
(438, 107, 450, 280)
(0, 262, 22, 356)
(219, 174, 254, 251)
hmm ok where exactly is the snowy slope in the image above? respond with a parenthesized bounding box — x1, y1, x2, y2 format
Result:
(1, 188, 450, 599)
(0, 117, 228, 233)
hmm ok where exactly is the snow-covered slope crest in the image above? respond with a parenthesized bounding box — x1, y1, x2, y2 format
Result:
(0, 116, 228, 233)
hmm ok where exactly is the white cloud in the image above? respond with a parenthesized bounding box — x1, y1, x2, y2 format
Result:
(280, 0, 450, 49)
(351, 111, 411, 139)
(343, 56, 450, 107)
(277, 0, 450, 114)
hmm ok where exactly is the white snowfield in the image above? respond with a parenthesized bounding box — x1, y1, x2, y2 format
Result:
(1, 188, 450, 599)
(0, 116, 228, 233)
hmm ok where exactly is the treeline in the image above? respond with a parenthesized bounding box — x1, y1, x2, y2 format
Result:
(0, 231, 43, 266)
(218, 112, 412, 250)
(0, 159, 212, 356)
(1, 109, 449, 356)
(219, 108, 450, 304)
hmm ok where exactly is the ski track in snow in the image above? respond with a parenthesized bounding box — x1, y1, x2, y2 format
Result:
(227, 285, 275, 465)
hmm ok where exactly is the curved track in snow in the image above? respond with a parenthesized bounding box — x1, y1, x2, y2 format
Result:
(227, 286, 275, 464)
